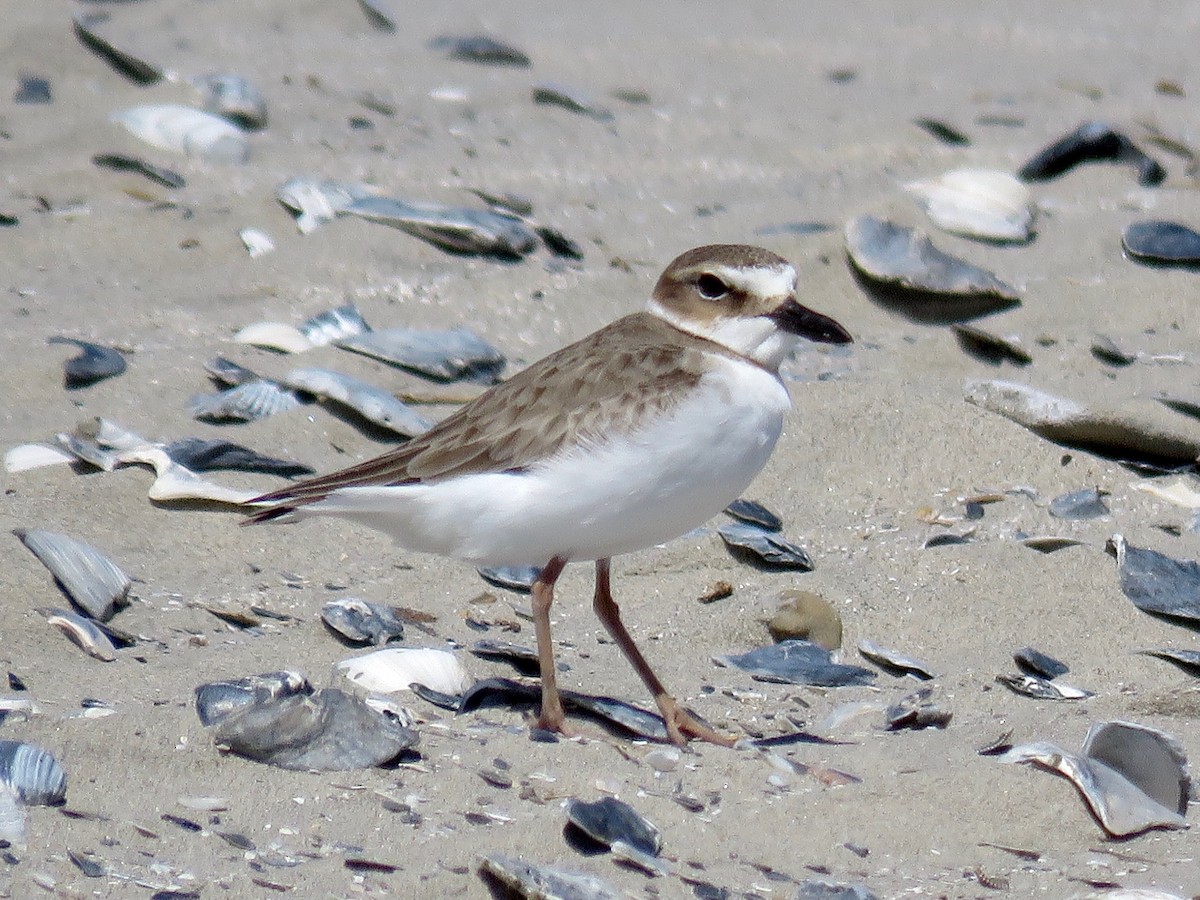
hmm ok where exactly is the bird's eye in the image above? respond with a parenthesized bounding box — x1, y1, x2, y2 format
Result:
(696, 273, 729, 300)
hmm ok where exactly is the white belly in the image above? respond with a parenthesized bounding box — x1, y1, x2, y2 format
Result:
(304, 358, 791, 565)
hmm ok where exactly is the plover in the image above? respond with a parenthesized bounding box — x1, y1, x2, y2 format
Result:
(247, 244, 851, 745)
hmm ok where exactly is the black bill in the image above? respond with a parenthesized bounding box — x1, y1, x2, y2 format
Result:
(769, 297, 853, 345)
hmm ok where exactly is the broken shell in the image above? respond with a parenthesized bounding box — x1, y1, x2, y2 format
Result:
(301, 303, 371, 347)
(1000, 721, 1188, 837)
(1014, 647, 1069, 679)
(92, 153, 185, 189)
(338, 326, 506, 383)
(356, 0, 396, 32)
(15, 529, 130, 622)
(765, 590, 842, 650)
(885, 686, 951, 729)
(913, 117, 970, 146)
(478, 854, 619, 900)
(477, 566, 540, 593)
(995, 673, 1091, 700)
(1138, 648, 1200, 677)
(239, 227, 274, 258)
(845, 216, 1020, 323)
(111, 105, 249, 164)
(188, 379, 302, 423)
(951, 324, 1031, 367)
(321, 598, 406, 646)
(717, 522, 813, 571)
(345, 196, 539, 259)
(0, 740, 67, 806)
(905, 169, 1035, 243)
(1107, 534, 1200, 625)
(429, 35, 531, 67)
(532, 82, 614, 122)
(41, 608, 118, 662)
(72, 12, 164, 85)
(858, 639, 935, 680)
(566, 797, 662, 856)
(194, 671, 311, 727)
(163, 438, 312, 478)
(1132, 474, 1200, 509)
(113, 445, 264, 506)
(1018, 121, 1166, 187)
(5, 444, 77, 474)
(714, 640, 876, 687)
(965, 379, 1200, 465)
(47, 337, 126, 388)
(190, 73, 268, 131)
(1091, 334, 1137, 367)
(1122, 221, 1200, 267)
(282, 368, 432, 437)
(276, 178, 381, 234)
(724, 498, 783, 531)
(211, 688, 417, 771)
(337, 647, 471, 695)
(1049, 487, 1109, 519)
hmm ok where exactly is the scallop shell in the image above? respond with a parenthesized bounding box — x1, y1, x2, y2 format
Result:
(111, 105, 249, 164)
(16, 529, 130, 622)
(0, 740, 67, 806)
(336, 647, 471, 695)
(905, 169, 1035, 243)
(188, 379, 302, 423)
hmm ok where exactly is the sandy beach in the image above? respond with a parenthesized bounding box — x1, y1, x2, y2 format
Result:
(4, 2, 1200, 897)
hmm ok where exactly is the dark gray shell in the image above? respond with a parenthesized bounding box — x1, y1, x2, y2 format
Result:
(194, 671, 311, 727)
(211, 688, 417, 771)
(1122, 221, 1200, 265)
(47, 337, 126, 388)
(717, 522, 812, 570)
(715, 640, 876, 687)
(566, 797, 662, 856)
(320, 598, 406, 646)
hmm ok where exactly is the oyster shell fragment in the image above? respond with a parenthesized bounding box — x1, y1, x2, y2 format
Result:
(905, 169, 1035, 243)
(1000, 721, 1189, 837)
(1107, 534, 1200, 624)
(111, 105, 249, 164)
(345, 196, 540, 258)
(717, 522, 813, 571)
(845, 216, 1020, 322)
(321, 598, 406, 646)
(566, 797, 662, 857)
(714, 640, 876, 687)
(478, 853, 620, 900)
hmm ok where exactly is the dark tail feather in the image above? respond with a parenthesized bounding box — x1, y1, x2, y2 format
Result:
(241, 504, 296, 526)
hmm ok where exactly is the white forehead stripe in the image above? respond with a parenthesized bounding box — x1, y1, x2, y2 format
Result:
(715, 263, 796, 299)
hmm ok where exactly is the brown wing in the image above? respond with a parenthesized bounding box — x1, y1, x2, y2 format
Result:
(244, 313, 715, 522)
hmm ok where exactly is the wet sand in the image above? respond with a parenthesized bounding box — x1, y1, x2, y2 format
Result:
(4, 2, 1200, 896)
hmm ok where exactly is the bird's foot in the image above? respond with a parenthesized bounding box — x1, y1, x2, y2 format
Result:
(658, 696, 737, 747)
(533, 707, 579, 739)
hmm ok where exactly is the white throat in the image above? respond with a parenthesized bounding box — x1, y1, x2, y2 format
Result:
(647, 299, 800, 371)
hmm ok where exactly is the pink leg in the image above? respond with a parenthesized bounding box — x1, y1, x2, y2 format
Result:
(591, 559, 735, 747)
(531, 556, 572, 735)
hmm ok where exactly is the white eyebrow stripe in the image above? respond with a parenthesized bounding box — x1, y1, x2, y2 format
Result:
(713, 264, 796, 299)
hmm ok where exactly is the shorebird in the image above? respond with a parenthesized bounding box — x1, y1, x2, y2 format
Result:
(247, 244, 851, 745)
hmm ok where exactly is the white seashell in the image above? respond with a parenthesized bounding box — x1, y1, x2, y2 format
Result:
(0, 785, 25, 848)
(113, 446, 263, 506)
(234, 322, 313, 354)
(238, 228, 274, 258)
(906, 168, 1035, 243)
(336, 647, 471, 695)
(111, 105, 249, 164)
(4, 444, 75, 473)
(43, 608, 117, 662)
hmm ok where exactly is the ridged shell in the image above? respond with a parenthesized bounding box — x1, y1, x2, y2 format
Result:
(16, 529, 130, 622)
(0, 740, 67, 806)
